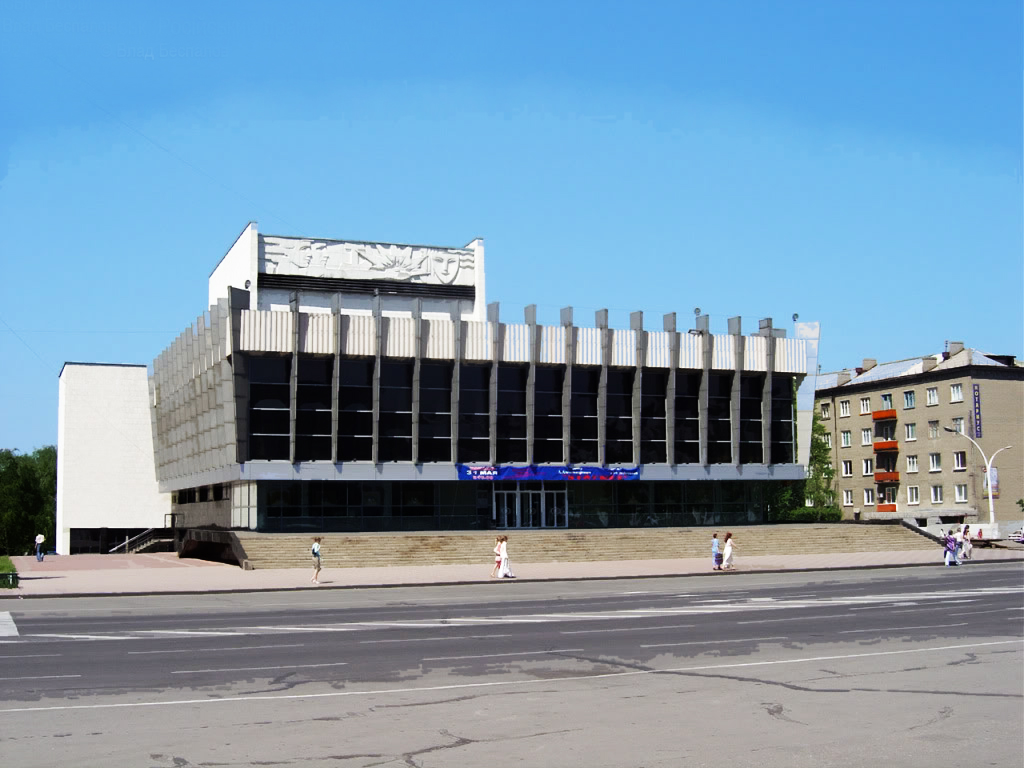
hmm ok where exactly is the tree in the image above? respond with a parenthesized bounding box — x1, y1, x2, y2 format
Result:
(0, 447, 56, 556)
(801, 413, 840, 521)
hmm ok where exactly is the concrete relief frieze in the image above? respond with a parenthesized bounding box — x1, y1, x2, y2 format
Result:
(260, 236, 476, 287)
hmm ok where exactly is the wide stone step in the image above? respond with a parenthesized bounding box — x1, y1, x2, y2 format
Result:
(207, 524, 936, 569)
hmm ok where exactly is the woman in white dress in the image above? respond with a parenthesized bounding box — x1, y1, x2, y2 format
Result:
(960, 525, 972, 561)
(498, 536, 515, 578)
(722, 532, 736, 570)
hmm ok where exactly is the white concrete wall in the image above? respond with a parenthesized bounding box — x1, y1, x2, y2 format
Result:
(794, 321, 821, 467)
(208, 222, 258, 308)
(56, 364, 171, 554)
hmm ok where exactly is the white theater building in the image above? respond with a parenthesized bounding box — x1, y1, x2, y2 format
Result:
(56, 222, 819, 553)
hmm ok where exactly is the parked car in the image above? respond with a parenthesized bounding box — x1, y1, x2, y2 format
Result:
(1009, 529, 1024, 543)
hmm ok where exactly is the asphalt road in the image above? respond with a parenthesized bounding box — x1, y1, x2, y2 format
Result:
(2, 565, 1022, 767)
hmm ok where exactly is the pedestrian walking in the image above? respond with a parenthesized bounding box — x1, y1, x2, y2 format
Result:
(954, 526, 965, 562)
(961, 525, 973, 561)
(943, 529, 960, 567)
(490, 535, 502, 579)
(310, 537, 323, 583)
(712, 533, 722, 570)
(34, 534, 45, 562)
(722, 532, 736, 570)
(498, 535, 515, 578)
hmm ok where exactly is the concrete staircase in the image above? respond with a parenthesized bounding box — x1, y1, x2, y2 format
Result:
(227, 523, 936, 570)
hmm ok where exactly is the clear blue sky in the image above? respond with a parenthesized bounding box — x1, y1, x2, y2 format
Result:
(1, 0, 1021, 453)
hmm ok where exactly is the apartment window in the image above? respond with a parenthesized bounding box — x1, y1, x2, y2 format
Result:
(880, 394, 892, 409)
(861, 428, 872, 446)
(860, 397, 871, 415)
(843, 489, 853, 506)
(929, 453, 941, 472)
(839, 400, 850, 418)
(905, 423, 916, 441)
(928, 421, 939, 439)
(926, 387, 938, 406)
(841, 460, 853, 477)
(907, 486, 920, 505)
(820, 402, 831, 419)
(840, 430, 851, 448)
(950, 383, 963, 403)
(907, 455, 919, 473)
(931, 485, 943, 504)
(864, 488, 875, 506)
(954, 484, 968, 503)
(862, 458, 873, 476)
(951, 417, 964, 434)
(823, 433, 832, 449)
(903, 391, 916, 409)
(953, 450, 966, 471)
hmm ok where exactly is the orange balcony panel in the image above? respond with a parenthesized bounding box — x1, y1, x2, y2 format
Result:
(872, 409, 898, 421)
(874, 471, 900, 483)
(877, 503, 898, 513)
(873, 440, 899, 452)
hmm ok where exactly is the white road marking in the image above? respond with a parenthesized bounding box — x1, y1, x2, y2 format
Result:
(561, 624, 695, 635)
(887, 608, 942, 614)
(128, 644, 307, 655)
(136, 630, 244, 637)
(642, 635, 787, 649)
(0, 674, 80, 681)
(422, 648, 583, 662)
(16, 585, 1024, 645)
(839, 623, 968, 634)
(171, 662, 348, 675)
(737, 614, 850, 625)
(31, 634, 138, 641)
(362, 634, 513, 644)
(0, 653, 61, 659)
(249, 626, 358, 633)
(5, 640, 1016, 714)
(0, 613, 19, 637)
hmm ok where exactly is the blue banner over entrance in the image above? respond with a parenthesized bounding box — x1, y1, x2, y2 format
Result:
(457, 465, 640, 481)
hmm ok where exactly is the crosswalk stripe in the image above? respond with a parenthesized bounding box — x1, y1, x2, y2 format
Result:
(0, 613, 18, 637)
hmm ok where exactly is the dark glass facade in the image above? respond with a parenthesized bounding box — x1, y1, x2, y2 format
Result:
(253, 479, 774, 532)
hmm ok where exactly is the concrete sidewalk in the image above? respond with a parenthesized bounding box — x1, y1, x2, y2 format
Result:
(4, 547, 1023, 598)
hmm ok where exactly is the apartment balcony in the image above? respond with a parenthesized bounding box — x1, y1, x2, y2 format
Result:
(873, 440, 899, 452)
(874, 471, 900, 484)
(877, 503, 898, 513)
(872, 409, 898, 421)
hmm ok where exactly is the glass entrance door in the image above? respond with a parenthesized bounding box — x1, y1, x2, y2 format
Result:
(543, 490, 567, 527)
(495, 491, 517, 528)
(521, 491, 542, 527)
(493, 484, 568, 528)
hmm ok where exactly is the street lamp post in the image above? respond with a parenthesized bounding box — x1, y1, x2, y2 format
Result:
(944, 427, 1013, 530)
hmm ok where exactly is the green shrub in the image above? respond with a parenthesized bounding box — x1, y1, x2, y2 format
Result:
(0, 555, 15, 588)
(771, 506, 842, 524)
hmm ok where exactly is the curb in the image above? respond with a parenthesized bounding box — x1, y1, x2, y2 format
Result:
(4, 558, 1021, 600)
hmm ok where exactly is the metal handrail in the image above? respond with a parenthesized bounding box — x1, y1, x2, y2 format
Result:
(108, 528, 156, 554)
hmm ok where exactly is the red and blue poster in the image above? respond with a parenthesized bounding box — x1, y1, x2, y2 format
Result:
(457, 465, 640, 481)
